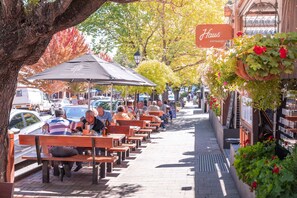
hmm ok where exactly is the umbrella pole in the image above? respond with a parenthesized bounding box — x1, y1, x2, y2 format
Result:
(110, 84, 113, 113)
(125, 87, 129, 106)
(88, 80, 91, 110)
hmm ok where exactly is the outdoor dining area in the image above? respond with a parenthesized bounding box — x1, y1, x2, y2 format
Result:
(3, 52, 171, 198)
(18, 112, 163, 184)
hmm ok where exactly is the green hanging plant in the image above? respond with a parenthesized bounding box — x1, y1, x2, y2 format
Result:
(202, 32, 297, 111)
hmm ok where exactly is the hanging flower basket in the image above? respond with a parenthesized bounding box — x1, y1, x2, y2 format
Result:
(235, 60, 278, 81)
(233, 32, 297, 81)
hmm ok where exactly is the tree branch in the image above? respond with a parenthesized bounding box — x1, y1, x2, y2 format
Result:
(173, 59, 204, 72)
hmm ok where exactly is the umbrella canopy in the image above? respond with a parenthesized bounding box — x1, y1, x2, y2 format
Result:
(95, 66, 156, 87)
(28, 53, 147, 109)
(28, 53, 145, 83)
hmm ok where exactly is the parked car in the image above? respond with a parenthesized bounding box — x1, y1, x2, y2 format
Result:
(12, 87, 54, 115)
(63, 105, 89, 122)
(139, 94, 150, 102)
(91, 100, 120, 112)
(9, 109, 45, 164)
(52, 98, 71, 110)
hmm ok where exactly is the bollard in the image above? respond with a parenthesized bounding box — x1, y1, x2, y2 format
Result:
(6, 131, 14, 183)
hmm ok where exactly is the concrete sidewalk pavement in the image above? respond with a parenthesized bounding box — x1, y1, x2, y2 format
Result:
(14, 102, 239, 198)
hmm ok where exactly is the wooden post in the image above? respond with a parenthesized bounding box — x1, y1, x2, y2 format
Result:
(252, 108, 259, 145)
(6, 131, 14, 183)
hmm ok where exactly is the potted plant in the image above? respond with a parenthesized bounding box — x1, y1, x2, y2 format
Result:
(232, 32, 297, 81)
(234, 140, 297, 197)
(203, 32, 297, 110)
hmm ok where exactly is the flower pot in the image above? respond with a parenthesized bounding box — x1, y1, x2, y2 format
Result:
(236, 60, 277, 81)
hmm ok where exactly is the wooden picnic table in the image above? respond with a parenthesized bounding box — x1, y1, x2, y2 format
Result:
(19, 134, 123, 184)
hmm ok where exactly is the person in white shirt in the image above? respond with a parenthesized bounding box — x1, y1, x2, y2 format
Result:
(147, 101, 160, 112)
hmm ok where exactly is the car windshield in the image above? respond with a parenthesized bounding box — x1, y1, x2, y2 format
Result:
(92, 101, 117, 111)
(63, 107, 87, 119)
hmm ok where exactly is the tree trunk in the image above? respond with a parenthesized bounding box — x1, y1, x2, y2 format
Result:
(162, 91, 168, 102)
(173, 88, 180, 101)
(0, 65, 20, 182)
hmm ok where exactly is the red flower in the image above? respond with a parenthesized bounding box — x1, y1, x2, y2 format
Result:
(279, 47, 288, 59)
(253, 45, 266, 55)
(272, 155, 277, 160)
(272, 165, 280, 174)
(268, 136, 274, 141)
(223, 81, 228, 86)
(251, 181, 257, 189)
(237, 31, 244, 37)
(244, 139, 250, 145)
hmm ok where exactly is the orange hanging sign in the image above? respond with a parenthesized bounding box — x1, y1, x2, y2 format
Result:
(196, 24, 233, 48)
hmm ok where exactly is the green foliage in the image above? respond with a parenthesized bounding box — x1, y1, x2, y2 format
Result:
(233, 32, 297, 78)
(134, 60, 178, 94)
(243, 79, 281, 110)
(203, 50, 238, 100)
(283, 146, 297, 187)
(203, 32, 297, 110)
(79, 0, 226, 86)
(234, 142, 297, 197)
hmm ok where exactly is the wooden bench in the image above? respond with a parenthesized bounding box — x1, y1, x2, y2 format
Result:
(117, 120, 153, 139)
(107, 126, 140, 149)
(140, 115, 162, 128)
(148, 111, 164, 117)
(19, 134, 118, 184)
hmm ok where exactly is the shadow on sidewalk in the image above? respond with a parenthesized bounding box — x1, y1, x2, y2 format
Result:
(99, 183, 142, 198)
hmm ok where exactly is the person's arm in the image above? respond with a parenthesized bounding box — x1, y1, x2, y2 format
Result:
(107, 112, 113, 122)
(42, 123, 49, 134)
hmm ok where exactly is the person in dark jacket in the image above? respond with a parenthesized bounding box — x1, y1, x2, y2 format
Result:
(81, 110, 104, 135)
(74, 110, 105, 172)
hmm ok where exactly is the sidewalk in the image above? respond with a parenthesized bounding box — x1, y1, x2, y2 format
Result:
(14, 102, 239, 198)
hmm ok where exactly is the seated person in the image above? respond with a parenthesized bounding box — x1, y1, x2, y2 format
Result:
(112, 105, 131, 123)
(44, 110, 80, 178)
(160, 101, 170, 124)
(96, 105, 112, 125)
(127, 101, 136, 116)
(81, 110, 105, 135)
(74, 110, 105, 172)
(124, 106, 135, 120)
(147, 101, 160, 112)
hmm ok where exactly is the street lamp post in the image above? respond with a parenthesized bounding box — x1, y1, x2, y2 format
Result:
(134, 50, 141, 104)
(134, 50, 141, 66)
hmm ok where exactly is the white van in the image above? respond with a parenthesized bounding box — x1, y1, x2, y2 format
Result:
(12, 87, 54, 114)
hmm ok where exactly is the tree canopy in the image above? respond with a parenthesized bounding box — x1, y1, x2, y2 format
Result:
(19, 27, 89, 95)
(79, 0, 226, 86)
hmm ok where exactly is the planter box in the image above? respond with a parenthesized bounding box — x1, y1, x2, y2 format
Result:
(0, 182, 14, 198)
(209, 110, 239, 150)
(230, 144, 256, 198)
